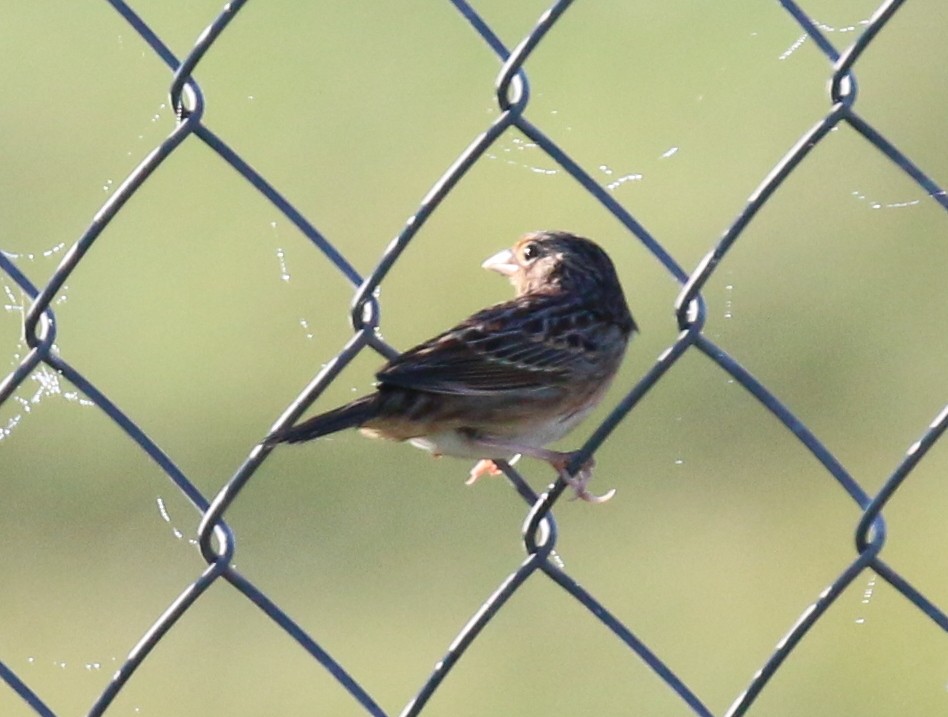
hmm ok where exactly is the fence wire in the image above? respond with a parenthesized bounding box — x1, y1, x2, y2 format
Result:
(1, 0, 946, 715)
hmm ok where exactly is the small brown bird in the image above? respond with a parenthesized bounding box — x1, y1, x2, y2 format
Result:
(267, 231, 637, 502)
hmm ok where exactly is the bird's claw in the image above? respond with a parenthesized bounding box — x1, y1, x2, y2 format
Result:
(567, 478, 616, 504)
(563, 469, 616, 503)
(466, 459, 503, 485)
(553, 454, 615, 504)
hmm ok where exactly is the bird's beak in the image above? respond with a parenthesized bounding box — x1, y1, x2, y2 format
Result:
(481, 248, 519, 276)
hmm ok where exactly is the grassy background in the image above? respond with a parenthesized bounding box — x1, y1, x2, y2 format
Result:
(1, 1, 946, 715)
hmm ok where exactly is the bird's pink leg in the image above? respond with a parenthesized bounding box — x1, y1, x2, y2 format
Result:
(466, 459, 503, 485)
(543, 451, 615, 504)
(468, 438, 615, 503)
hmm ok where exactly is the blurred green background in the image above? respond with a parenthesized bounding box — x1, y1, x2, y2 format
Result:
(1, 1, 946, 715)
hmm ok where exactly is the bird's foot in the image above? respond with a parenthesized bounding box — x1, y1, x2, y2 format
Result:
(548, 452, 615, 504)
(466, 459, 504, 485)
(464, 437, 615, 503)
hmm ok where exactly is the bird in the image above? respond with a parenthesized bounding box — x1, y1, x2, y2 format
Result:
(266, 230, 637, 502)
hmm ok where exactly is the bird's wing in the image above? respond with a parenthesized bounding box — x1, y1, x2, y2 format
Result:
(376, 298, 603, 396)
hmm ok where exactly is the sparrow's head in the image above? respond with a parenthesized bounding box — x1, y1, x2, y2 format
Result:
(482, 230, 635, 333)
(482, 231, 625, 299)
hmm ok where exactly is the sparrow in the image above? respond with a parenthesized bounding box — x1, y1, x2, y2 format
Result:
(267, 230, 637, 502)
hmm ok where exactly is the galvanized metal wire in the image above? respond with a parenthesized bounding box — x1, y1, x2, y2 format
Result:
(1, 1, 945, 715)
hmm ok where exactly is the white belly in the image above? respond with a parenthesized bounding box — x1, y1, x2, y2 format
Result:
(407, 402, 595, 460)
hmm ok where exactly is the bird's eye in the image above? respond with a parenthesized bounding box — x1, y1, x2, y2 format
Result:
(522, 242, 539, 261)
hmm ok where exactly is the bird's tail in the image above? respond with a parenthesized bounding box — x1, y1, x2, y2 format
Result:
(266, 395, 378, 445)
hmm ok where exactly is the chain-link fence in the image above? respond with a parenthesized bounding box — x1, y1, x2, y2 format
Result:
(2, 0, 946, 715)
